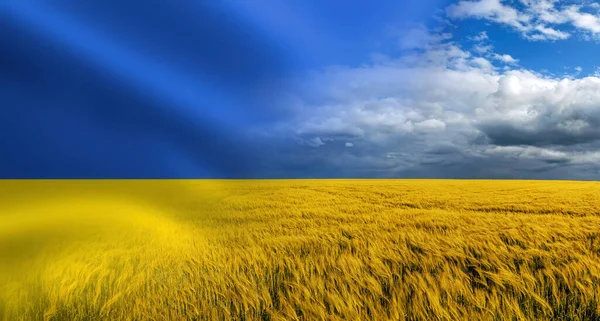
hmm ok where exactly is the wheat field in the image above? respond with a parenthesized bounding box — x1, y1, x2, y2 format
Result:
(1, 180, 600, 320)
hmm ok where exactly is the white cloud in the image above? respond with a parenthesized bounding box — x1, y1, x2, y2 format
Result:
(345, 142, 354, 147)
(469, 31, 489, 41)
(306, 137, 325, 147)
(563, 6, 600, 34)
(493, 53, 519, 64)
(473, 43, 493, 54)
(484, 145, 600, 165)
(446, 0, 600, 41)
(468, 31, 518, 66)
(415, 119, 447, 132)
(472, 56, 496, 71)
(533, 25, 570, 40)
(525, 0, 569, 24)
(446, 0, 531, 31)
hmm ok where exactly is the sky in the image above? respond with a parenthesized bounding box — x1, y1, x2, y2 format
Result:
(2, 0, 600, 179)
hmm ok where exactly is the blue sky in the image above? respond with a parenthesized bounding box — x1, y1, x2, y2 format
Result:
(2, 0, 600, 178)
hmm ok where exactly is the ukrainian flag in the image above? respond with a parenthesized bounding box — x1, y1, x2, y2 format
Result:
(0, 1, 436, 319)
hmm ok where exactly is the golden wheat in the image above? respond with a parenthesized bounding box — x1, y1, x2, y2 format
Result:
(1, 180, 600, 320)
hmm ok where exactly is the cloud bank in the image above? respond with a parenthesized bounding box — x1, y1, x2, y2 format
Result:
(263, 27, 600, 179)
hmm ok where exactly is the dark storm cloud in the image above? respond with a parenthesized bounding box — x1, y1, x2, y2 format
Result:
(424, 144, 464, 155)
(480, 120, 600, 147)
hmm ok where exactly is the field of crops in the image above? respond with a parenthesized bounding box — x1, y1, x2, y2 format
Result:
(1, 180, 600, 320)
